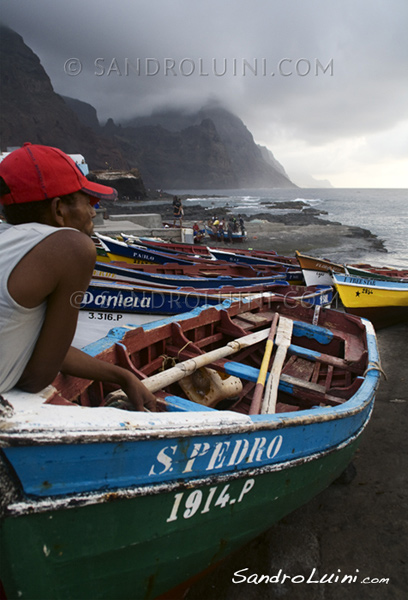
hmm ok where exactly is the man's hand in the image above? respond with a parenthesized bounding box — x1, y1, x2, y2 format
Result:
(61, 346, 157, 412)
(119, 370, 157, 412)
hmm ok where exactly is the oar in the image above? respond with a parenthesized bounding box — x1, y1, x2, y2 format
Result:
(249, 313, 280, 415)
(261, 316, 293, 414)
(142, 326, 272, 393)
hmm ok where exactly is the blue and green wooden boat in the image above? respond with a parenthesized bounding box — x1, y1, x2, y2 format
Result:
(0, 296, 381, 599)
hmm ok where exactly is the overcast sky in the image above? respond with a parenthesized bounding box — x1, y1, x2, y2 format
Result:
(2, 0, 408, 187)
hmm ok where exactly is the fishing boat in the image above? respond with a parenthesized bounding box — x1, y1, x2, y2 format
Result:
(345, 264, 408, 282)
(295, 250, 345, 286)
(99, 259, 297, 280)
(209, 248, 304, 283)
(92, 259, 304, 293)
(74, 280, 333, 348)
(95, 233, 195, 265)
(129, 235, 295, 261)
(205, 245, 299, 266)
(92, 260, 291, 289)
(118, 233, 299, 267)
(122, 235, 216, 257)
(205, 225, 247, 243)
(295, 250, 408, 287)
(331, 272, 408, 328)
(0, 296, 381, 599)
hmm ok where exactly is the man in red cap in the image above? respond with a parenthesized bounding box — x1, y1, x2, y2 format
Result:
(0, 143, 156, 411)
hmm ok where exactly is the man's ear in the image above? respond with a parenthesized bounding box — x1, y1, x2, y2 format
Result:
(49, 197, 67, 226)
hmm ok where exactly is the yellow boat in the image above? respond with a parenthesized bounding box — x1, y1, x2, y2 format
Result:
(332, 272, 408, 329)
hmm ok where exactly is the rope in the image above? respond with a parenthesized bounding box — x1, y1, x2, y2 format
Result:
(177, 340, 192, 359)
(159, 355, 176, 371)
(159, 340, 193, 372)
(363, 361, 387, 380)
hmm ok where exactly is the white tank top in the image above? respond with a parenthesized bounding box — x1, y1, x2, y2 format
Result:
(0, 222, 73, 393)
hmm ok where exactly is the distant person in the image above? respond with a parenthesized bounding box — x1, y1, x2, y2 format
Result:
(193, 222, 205, 244)
(211, 216, 219, 234)
(0, 143, 156, 411)
(217, 219, 225, 241)
(227, 217, 235, 243)
(238, 214, 245, 235)
(172, 195, 183, 227)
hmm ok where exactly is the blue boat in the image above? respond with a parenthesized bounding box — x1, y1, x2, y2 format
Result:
(0, 297, 380, 599)
(93, 260, 289, 289)
(96, 233, 194, 265)
(210, 247, 301, 270)
(73, 280, 333, 348)
(205, 225, 247, 242)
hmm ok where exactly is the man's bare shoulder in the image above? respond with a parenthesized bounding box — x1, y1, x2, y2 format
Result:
(8, 229, 96, 308)
(36, 228, 97, 262)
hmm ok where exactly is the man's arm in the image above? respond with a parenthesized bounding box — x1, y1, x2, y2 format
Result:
(13, 230, 156, 410)
(61, 347, 156, 411)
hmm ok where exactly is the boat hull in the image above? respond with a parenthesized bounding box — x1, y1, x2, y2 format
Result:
(93, 261, 288, 289)
(1, 435, 361, 600)
(73, 283, 333, 348)
(299, 268, 334, 287)
(332, 273, 408, 328)
(205, 226, 247, 242)
(295, 251, 408, 289)
(96, 234, 194, 265)
(0, 298, 381, 599)
(209, 250, 304, 284)
(295, 251, 345, 286)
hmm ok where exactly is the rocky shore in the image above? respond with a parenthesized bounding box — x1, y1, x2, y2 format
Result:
(104, 197, 386, 259)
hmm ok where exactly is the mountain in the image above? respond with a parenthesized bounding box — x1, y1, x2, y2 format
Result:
(61, 96, 100, 132)
(258, 144, 291, 179)
(101, 116, 237, 189)
(1, 25, 297, 190)
(116, 106, 297, 189)
(0, 25, 127, 170)
(289, 172, 334, 188)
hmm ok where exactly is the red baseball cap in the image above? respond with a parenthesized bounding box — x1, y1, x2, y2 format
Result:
(0, 143, 117, 206)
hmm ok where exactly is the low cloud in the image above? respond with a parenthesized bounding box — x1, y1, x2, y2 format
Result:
(2, 0, 408, 186)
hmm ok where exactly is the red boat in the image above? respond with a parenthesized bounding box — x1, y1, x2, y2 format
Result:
(122, 234, 298, 265)
(97, 260, 298, 280)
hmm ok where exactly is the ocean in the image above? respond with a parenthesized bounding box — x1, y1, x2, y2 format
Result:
(165, 187, 408, 267)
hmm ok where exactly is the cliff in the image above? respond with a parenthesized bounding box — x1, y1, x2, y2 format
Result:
(0, 25, 127, 170)
(1, 25, 297, 190)
(116, 106, 297, 189)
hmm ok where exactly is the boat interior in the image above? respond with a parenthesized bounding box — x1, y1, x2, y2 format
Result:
(46, 298, 369, 417)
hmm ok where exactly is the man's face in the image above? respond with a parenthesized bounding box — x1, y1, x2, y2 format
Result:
(61, 192, 96, 236)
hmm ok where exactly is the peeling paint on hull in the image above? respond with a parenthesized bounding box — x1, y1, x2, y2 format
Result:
(0, 299, 381, 599)
(1, 435, 361, 600)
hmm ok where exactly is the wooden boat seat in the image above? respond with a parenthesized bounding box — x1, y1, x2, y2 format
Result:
(231, 312, 271, 329)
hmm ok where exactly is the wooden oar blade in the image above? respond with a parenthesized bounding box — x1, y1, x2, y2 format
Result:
(261, 316, 294, 414)
(249, 313, 280, 415)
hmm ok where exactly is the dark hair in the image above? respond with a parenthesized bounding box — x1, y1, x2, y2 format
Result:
(1, 178, 76, 225)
